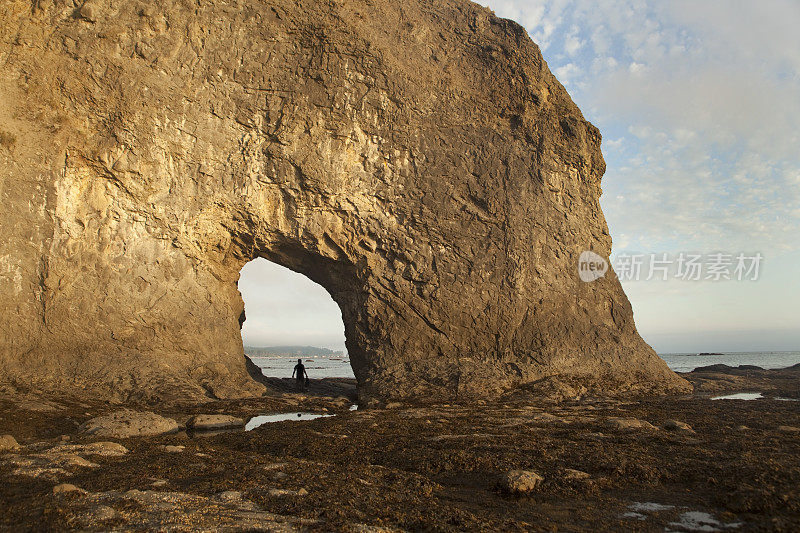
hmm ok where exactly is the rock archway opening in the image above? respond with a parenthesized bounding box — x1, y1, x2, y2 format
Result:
(237, 257, 355, 387)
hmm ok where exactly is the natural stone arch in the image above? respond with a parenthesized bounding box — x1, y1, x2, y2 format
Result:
(0, 0, 690, 402)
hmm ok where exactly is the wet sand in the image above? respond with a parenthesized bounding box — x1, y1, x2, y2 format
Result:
(1, 369, 798, 531)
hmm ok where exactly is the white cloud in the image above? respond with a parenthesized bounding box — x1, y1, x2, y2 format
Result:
(563, 25, 584, 56)
(554, 62, 581, 86)
(477, 0, 800, 256)
(627, 61, 646, 75)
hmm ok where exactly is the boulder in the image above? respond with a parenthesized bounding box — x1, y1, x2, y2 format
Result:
(267, 488, 308, 497)
(83, 442, 129, 456)
(0, 434, 20, 452)
(161, 445, 185, 454)
(215, 491, 243, 502)
(53, 483, 85, 494)
(187, 414, 245, 431)
(500, 470, 544, 494)
(562, 469, 591, 481)
(663, 420, 694, 432)
(79, 410, 178, 438)
(48, 442, 129, 457)
(606, 418, 657, 431)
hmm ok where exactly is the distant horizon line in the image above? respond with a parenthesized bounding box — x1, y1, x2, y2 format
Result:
(241, 343, 798, 356)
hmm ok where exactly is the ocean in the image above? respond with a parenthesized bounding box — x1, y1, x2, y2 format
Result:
(659, 351, 800, 373)
(250, 354, 356, 379)
(252, 351, 800, 379)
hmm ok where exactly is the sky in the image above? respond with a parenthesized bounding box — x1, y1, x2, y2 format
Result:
(240, 0, 800, 354)
(239, 259, 346, 351)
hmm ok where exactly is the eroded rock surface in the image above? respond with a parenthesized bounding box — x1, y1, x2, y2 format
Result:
(3, 441, 128, 478)
(79, 410, 178, 438)
(57, 489, 306, 531)
(0, 0, 688, 401)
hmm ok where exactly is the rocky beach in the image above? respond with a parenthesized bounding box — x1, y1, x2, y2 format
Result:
(1, 364, 798, 531)
(1, 0, 798, 530)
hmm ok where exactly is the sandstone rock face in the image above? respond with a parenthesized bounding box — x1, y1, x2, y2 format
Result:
(0, 0, 688, 401)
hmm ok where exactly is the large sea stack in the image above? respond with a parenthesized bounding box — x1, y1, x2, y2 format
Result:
(0, 0, 689, 401)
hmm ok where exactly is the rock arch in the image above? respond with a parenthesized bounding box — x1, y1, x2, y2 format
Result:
(0, 0, 689, 401)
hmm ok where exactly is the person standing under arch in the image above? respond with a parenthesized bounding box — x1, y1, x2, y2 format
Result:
(292, 358, 309, 391)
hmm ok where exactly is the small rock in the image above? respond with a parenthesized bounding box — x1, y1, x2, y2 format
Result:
(84, 442, 129, 456)
(385, 402, 403, 409)
(529, 412, 564, 424)
(500, 469, 544, 494)
(215, 490, 242, 502)
(60, 435, 71, 442)
(91, 505, 117, 521)
(606, 417, 656, 431)
(53, 483, 84, 494)
(268, 488, 308, 497)
(663, 420, 694, 432)
(161, 445, 185, 453)
(79, 410, 178, 438)
(263, 462, 290, 471)
(563, 469, 590, 481)
(187, 414, 245, 431)
(583, 432, 608, 440)
(59, 454, 98, 468)
(778, 426, 800, 434)
(151, 479, 168, 487)
(0, 434, 20, 452)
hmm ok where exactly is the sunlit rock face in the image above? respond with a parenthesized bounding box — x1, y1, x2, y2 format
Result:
(0, 0, 689, 401)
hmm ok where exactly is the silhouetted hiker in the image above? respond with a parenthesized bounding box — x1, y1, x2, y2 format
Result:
(292, 359, 308, 391)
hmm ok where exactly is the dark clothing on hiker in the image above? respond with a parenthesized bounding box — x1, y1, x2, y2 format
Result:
(292, 360, 308, 391)
(292, 363, 307, 380)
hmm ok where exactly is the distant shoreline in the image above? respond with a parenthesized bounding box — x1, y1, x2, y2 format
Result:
(244, 345, 346, 358)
